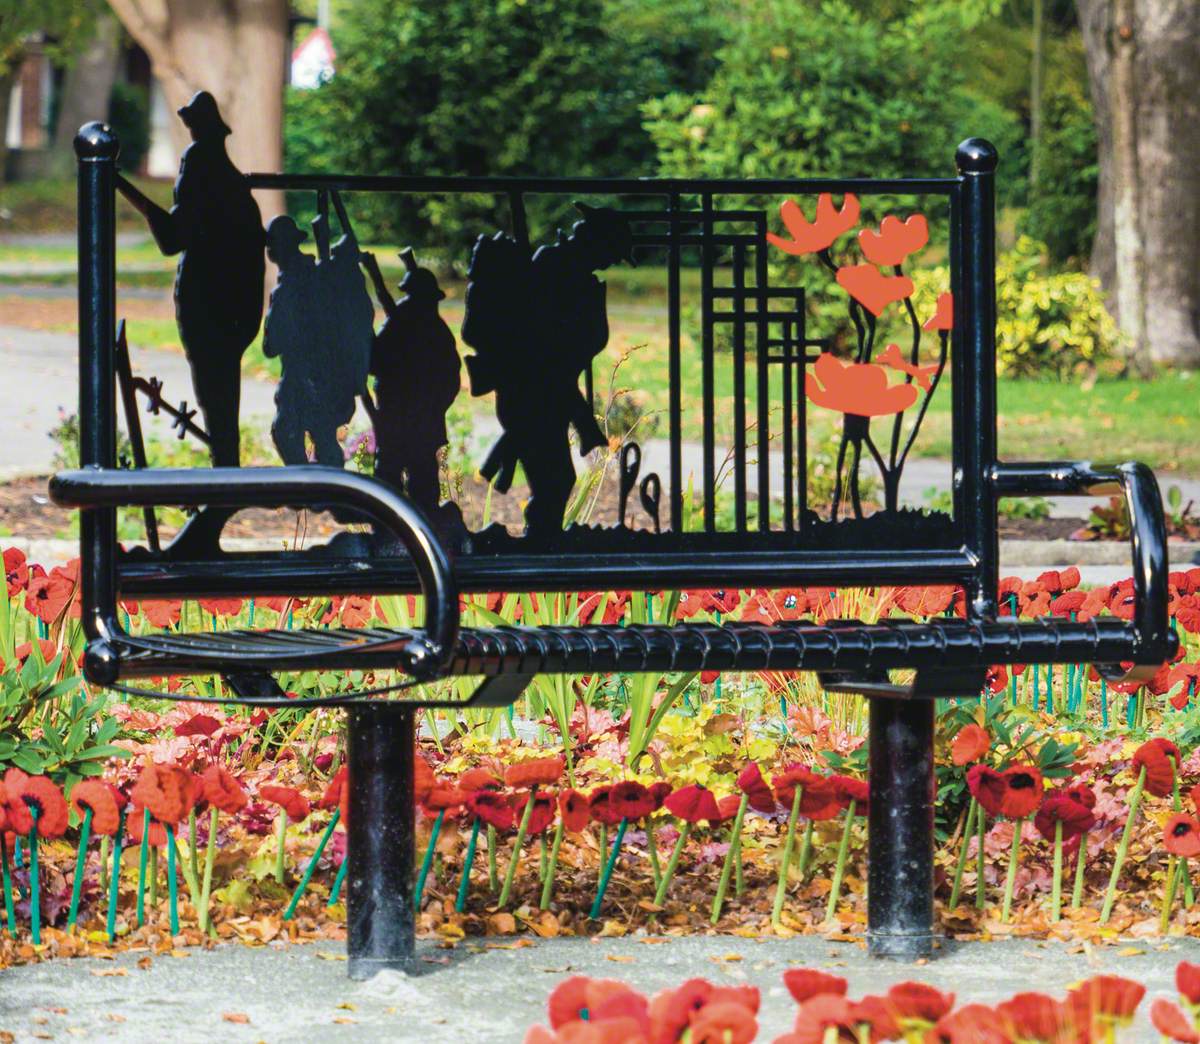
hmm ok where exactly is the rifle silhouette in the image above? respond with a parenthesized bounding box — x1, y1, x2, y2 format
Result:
(115, 174, 179, 255)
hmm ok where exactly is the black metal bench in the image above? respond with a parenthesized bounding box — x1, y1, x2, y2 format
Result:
(57, 115, 1174, 976)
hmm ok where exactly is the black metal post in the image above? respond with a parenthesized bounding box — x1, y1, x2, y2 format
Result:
(347, 703, 415, 980)
(867, 696, 934, 959)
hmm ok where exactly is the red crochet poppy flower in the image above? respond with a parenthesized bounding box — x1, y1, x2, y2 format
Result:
(831, 775, 868, 814)
(259, 785, 310, 822)
(787, 994, 857, 1042)
(950, 724, 990, 766)
(1178, 961, 1200, 1005)
(424, 785, 468, 812)
(140, 598, 182, 628)
(459, 767, 502, 793)
(886, 981, 955, 1024)
(782, 968, 848, 1004)
(201, 765, 248, 815)
(933, 1003, 1008, 1043)
(1151, 999, 1200, 1044)
(589, 785, 623, 827)
(504, 757, 564, 790)
(130, 762, 194, 826)
(663, 784, 721, 824)
(548, 976, 638, 1030)
(126, 811, 168, 847)
(689, 1000, 757, 1044)
(414, 755, 435, 804)
(647, 781, 672, 811)
(966, 765, 1007, 818)
(1034, 794, 1095, 842)
(1165, 814, 1200, 857)
(996, 992, 1066, 1041)
(1067, 974, 1145, 1025)
(1134, 738, 1182, 798)
(13, 776, 69, 839)
(736, 763, 776, 814)
(773, 768, 843, 821)
(467, 789, 515, 831)
(3, 768, 33, 834)
(1062, 784, 1097, 811)
(559, 788, 590, 832)
(999, 765, 1043, 819)
(647, 978, 713, 1043)
(610, 781, 655, 821)
(70, 779, 122, 837)
(318, 765, 348, 811)
(4, 547, 29, 595)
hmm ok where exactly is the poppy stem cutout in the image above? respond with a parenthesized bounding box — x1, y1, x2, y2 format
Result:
(539, 818, 564, 911)
(976, 808, 987, 910)
(136, 806, 150, 927)
(1, 834, 15, 938)
(1051, 819, 1064, 923)
(825, 799, 857, 924)
(67, 805, 93, 932)
(199, 807, 219, 933)
(106, 809, 125, 941)
(457, 816, 482, 913)
(274, 811, 289, 885)
(487, 825, 499, 892)
(28, 808, 40, 945)
(328, 854, 349, 907)
(415, 808, 446, 910)
(1101, 765, 1146, 924)
(1001, 818, 1023, 923)
(1072, 831, 1089, 909)
(165, 824, 180, 936)
(711, 792, 749, 924)
(283, 806, 340, 921)
(653, 822, 691, 906)
(772, 785, 804, 928)
(590, 817, 628, 919)
(499, 786, 538, 908)
(948, 797, 978, 910)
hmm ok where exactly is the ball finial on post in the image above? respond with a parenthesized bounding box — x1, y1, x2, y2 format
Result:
(74, 121, 121, 161)
(956, 137, 998, 175)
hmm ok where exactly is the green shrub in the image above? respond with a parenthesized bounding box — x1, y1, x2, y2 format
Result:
(108, 81, 150, 175)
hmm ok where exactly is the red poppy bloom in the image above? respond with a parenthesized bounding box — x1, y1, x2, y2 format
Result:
(806, 352, 918, 418)
(886, 982, 955, 1025)
(1151, 999, 1200, 1043)
(859, 213, 928, 267)
(548, 976, 637, 1030)
(736, 764, 776, 814)
(646, 782, 672, 811)
(648, 977, 714, 1042)
(4, 547, 29, 595)
(1179, 961, 1200, 1006)
(995, 992, 1067, 1040)
(836, 264, 916, 319)
(1034, 794, 1095, 842)
(1067, 975, 1145, 1026)
(70, 779, 122, 836)
(767, 194, 860, 256)
(259, 784, 310, 822)
(126, 811, 168, 847)
(966, 765, 1003, 816)
(932, 1004, 1009, 1044)
(831, 775, 868, 813)
(175, 713, 221, 738)
(1134, 738, 1182, 798)
(1050, 590, 1088, 618)
(951, 724, 990, 766)
(610, 781, 655, 821)
(589, 785, 623, 827)
(460, 767, 502, 793)
(201, 764, 248, 815)
(424, 785, 469, 812)
(999, 765, 1043, 819)
(318, 765, 348, 810)
(130, 762, 194, 826)
(923, 291, 954, 331)
(1063, 784, 1097, 811)
(893, 585, 957, 616)
(559, 788, 590, 832)
(782, 968, 848, 1004)
(468, 789, 515, 831)
(505, 757, 564, 790)
(688, 1001, 757, 1044)
(1165, 814, 1200, 857)
(24, 573, 75, 624)
(663, 784, 721, 824)
(714, 795, 742, 822)
(198, 597, 243, 617)
(785, 993, 857, 1043)
(11, 775, 69, 838)
(414, 755, 435, 805)
(138, 598, 182, 628)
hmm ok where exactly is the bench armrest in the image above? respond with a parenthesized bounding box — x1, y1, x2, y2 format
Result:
(992, 460, 1174, 679)
(49, 466, 460, 679)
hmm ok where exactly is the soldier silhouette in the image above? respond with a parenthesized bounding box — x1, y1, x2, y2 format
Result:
(116, 90, 265, 554)
(362, 249, 460, 515)
(462, 203, 634, 540)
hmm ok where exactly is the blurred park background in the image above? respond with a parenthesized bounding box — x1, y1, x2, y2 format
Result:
(0, 0, 1197, 495)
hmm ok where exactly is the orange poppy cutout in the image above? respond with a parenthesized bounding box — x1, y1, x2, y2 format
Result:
(923, 291, 953, 331)
(805, 352, 919, 418)
(875, 343, 939, 391)
(859, 214, 929, 266)
(835, 263, 914, 317)
(766, 194, 860, 256)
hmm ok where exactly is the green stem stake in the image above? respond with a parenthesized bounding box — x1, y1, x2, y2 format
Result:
(825, 800, 857, 924)
(590, 818, 629, 919)
(415, 809, 445, 910)
(283, 807, 340, 921)
(975, 807, 987, 910)
(29, 810, 40, 945)
(328, 855, 349, 906)
(711, 793, 749, 924)
(274, 811, 288, 885)
(199, 807, 218, 933)
(539, 818, 563, 911)
(1161, 856, 1181, 934)
(1101, 765, 1146, 924)
(1033, 665, 1040, 712)
(67, 806, 93, 932)
(498, 788, 537, 908)
(1051, 820, 1063, 923)
(653, 822, 691, 906)
(136, 807, 150, 927)
(165, 825, 180, 937)
(106, 810, 125, 941)
(487, 825, 498, 892)
(2, 834, 16, 938)
(796, 819, 815, 881)
(734, 834, 745, 897)
(646, 818, 662, 890)
(772, 786, 804, 927)
(1071, 834, 1089, 909)
(949, 797, 978, 911)
(1101, 680, 1108, 730)
(458, 817, 483, 913)
(1001, 818, 1023, 923)
(188, 808, 199, 884)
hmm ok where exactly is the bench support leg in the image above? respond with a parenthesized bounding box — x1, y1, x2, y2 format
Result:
(347, 703, 415, 980)
(867, 697, 934, 959)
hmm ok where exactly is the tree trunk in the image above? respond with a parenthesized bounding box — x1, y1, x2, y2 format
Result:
(1077, 0, 1200, 368)
(1029, 0, 1044, 189)
(50, 9, 123, 178)
(0, 66, 15, 183)
(105, 0, 287, 222)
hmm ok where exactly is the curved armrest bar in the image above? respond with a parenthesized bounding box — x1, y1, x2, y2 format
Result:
(50, 466, 459, 678)
(991, 460, 1173, 678)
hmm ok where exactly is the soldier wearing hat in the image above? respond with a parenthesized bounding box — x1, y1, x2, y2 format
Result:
(362, 249, 460, 514)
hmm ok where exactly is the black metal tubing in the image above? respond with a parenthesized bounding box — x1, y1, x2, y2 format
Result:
(49, 466, 460, 679)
